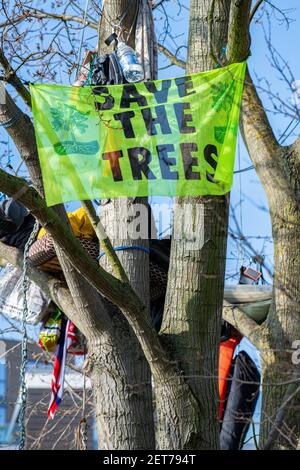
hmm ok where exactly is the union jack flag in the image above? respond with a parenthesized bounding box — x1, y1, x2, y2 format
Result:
(48, 316, 85, 419)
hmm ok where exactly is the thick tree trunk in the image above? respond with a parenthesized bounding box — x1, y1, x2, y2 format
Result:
(89, 306, 155, 449)
(158, 0, 231, 450)
(241, 69, 300, 449)
(259, 171, 300, 448)
(260, 207, 300, 449)
(98, 198, 155, 450)
(93, 0, 155, 450)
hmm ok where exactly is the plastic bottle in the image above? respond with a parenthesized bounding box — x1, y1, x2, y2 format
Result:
(115, 41, 144, 83)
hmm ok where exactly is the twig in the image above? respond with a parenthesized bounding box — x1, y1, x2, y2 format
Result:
(250, 0, 265, 23)
(222, 301, 264, 349)
(263, 365, 300, 449)
(0, 48, 31, 108)
(157, 42, 186, 69)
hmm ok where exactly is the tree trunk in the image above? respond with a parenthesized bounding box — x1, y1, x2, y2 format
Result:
(241, 69, 300, 449)
(259, 166, 300, 448)
(93, 0, 155, 449)
(98, 0, 139, 52)
(89, 305, 155, 449)
(158, 0, 231, 450)
(97, 198, 155, 449)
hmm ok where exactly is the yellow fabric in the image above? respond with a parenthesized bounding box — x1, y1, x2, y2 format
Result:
(38, 207, 95, 239)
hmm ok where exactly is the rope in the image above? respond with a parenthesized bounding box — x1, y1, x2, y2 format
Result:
(18, 219, 40, 450)
(0, 110, 22, 129)
(98, 245, 150, 260)
(80, 342, 88, 450)
(237, 133, 246, 270)
(76, 0, 90, 78)
(234, 117, 300, 175)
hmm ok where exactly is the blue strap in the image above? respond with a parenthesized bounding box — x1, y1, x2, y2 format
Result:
(98, 245, 150, 260)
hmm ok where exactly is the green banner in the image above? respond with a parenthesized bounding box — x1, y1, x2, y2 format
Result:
(30, 61, 246, 206)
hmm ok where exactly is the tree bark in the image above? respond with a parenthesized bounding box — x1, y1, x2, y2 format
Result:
(158, 0, 231, 450)
(98, 0, 139, 52)
(95, 0, 155, 449)
(241, 67, 300, 449)
(0, 1, 155, 448)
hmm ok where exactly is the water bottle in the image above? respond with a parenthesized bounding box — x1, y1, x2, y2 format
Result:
(115, 41, 144, 83)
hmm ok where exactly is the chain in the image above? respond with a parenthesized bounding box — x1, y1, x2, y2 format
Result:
(18, 219, 39, 450)
(75, 342, 88, 450)
(80, 341, 88, 450)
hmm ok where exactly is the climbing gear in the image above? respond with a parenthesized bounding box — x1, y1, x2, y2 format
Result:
(75, 341, 88, 450)
(0, 110, 22, 129)
(98, 244, 150, 258)
(18, 219, 40, 450)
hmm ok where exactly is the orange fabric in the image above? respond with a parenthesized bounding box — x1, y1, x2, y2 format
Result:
(219, 337, 241, 419)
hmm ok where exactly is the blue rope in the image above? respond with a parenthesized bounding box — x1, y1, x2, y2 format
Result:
(215, 46, 228, 69)
(0, 110, 22, 129)
(98, 245, 150, 260)
(0, 192, 7, 202)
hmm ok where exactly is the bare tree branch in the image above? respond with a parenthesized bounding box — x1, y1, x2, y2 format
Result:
(250, 0, 265, 23)
(0, 168, 180, 383)
(222, 300, 265, 349)
(0, 48, 31, 107)
(157, 42, 186, 68)
(240, 67, 295, 206)
(263, 365, 300, 450)
(0, 88, 44, 193)
(0, 9, 98, 30)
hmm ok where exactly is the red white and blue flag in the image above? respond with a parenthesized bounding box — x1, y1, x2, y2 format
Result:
(48, 316, 85, 419)
(47, 316, 69, 419)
